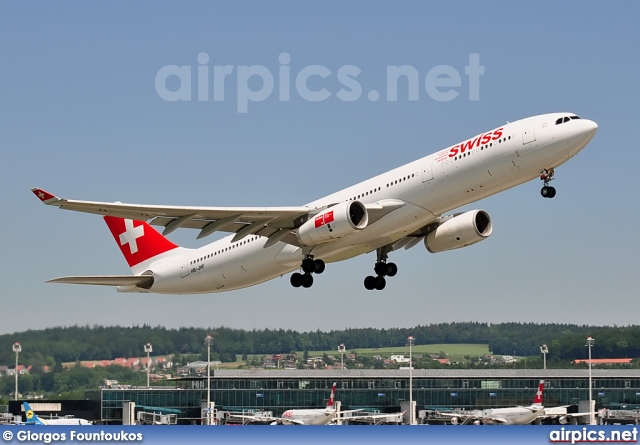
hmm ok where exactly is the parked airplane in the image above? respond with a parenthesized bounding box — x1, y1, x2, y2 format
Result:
(23, 401, 92, 425)
(442, 380, 545, 425)
(32, 112, 597, 293)
(232, 382, 352, 425)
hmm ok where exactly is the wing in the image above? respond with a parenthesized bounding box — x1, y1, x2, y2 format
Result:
(48, 275, 154, 288)
(31, 188, 408, 246)
(32, 188, 310, 243)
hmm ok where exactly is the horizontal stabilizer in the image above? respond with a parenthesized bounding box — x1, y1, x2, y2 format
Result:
(47, 275, 154, 288)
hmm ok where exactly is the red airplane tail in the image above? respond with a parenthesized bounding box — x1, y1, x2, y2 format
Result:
(103, 216, 179, 268)
(532, 380, 544, 405)
(326, 382, 337, 408)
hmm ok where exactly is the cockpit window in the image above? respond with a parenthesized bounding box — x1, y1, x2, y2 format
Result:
(556, 115, 582, 125)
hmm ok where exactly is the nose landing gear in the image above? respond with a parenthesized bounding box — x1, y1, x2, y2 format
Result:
(540, 168, 556, 198)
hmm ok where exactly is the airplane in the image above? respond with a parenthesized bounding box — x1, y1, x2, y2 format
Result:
(442, 380, 545, 425)
(22, 401, 92, 425)
(31, 112, 597, 293)
(231, 382, 354, 425)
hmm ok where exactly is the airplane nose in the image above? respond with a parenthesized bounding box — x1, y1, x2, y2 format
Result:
(584, 119, 598, 138)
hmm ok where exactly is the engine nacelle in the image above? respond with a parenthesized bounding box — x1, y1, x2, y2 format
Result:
(425, 210, 492, 253)
(297, 201, 368, 246)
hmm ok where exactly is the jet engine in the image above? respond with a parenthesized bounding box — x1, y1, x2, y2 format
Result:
(558, 416, 569, 425)
(424, 210, 492, 253)
(297, 201, 368, 246)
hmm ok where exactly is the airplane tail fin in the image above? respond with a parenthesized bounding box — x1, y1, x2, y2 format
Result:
(103, 216, 180, 270)
(23, 402, 45, 425)
(327, 382, 337, 408)
(532, 380, 544, 406)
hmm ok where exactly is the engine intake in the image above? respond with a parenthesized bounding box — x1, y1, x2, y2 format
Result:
(297, 201, 368, 246)
(425, 210, 492, 253)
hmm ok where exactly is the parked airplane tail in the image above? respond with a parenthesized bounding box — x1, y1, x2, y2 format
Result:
(327, 382, 337, 408)
(532, 380, 545, 406)
(103, 216, 179, 269)
(23, 402, 45, 425)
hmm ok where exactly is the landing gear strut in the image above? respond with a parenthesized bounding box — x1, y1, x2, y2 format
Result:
(290, 256, 325, 289)
(364, 248, 397, 291)
(540, 168, 557, 198)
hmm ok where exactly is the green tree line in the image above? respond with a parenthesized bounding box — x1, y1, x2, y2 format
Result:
(1, 322, 639, 368)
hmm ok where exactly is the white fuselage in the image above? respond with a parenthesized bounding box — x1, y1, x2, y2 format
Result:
(477, 406, 543, 425)
(280, 408, 336, 425)
(134, 113, 597, 294)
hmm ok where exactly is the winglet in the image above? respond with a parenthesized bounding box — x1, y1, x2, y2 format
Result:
(31, 188, 60, 204)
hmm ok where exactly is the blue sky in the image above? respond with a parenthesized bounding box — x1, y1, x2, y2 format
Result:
(1, 2, 639, 335)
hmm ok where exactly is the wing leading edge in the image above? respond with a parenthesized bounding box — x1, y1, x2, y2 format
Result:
(32, 188, 310, 242)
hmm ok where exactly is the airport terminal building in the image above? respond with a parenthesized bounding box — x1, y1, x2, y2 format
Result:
(99, 369, 640, 424)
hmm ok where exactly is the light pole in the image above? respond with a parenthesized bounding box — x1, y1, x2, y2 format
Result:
(338, 343, 346, 370)
(144, 343, 153, 387)
(407, 336, 414, 425)
(204, 334, 213, 425)
(586, 336, 595, 425)
(12, 342, 21, 401)
(540, 344, 548, 370)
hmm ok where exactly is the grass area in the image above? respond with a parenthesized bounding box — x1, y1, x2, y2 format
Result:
(300, 344, 492, 362)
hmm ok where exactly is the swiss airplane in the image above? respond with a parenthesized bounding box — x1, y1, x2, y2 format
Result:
(233, 382, 344, 425)
(32, 112, 597, 293)
(443, 380, 545, 425)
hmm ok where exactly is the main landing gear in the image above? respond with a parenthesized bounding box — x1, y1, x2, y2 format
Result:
(290, 256, 325, 289)
(540, 168, 557, 198)
(364, 248, 398, 291)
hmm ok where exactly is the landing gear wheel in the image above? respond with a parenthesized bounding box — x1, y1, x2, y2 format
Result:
(548, 186, 556, 198)
(541, 186, 557, 198)
(302, 258, 315, 274)
(375, 276, 386, 290)
(541, 186, 551, 198)
(290, 272, 303, 288)
(313, 259, 325, 274)
(364, 276, 376, 290)
(374, 262, 387, 276)
(301, 273, 314, 288)
(295, 257, 324, 289)
(386, 262, 398, 277)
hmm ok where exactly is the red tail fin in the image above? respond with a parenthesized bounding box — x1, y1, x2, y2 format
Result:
(532, 380, 544, 405)
(327, 382, 337, 408)
(104, 216, 178, 268)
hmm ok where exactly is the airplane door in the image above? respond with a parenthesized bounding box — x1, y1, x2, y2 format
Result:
(180, 261, 190, 278)
(522, 120, 536, 145)
(422, 158, 434, 182)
